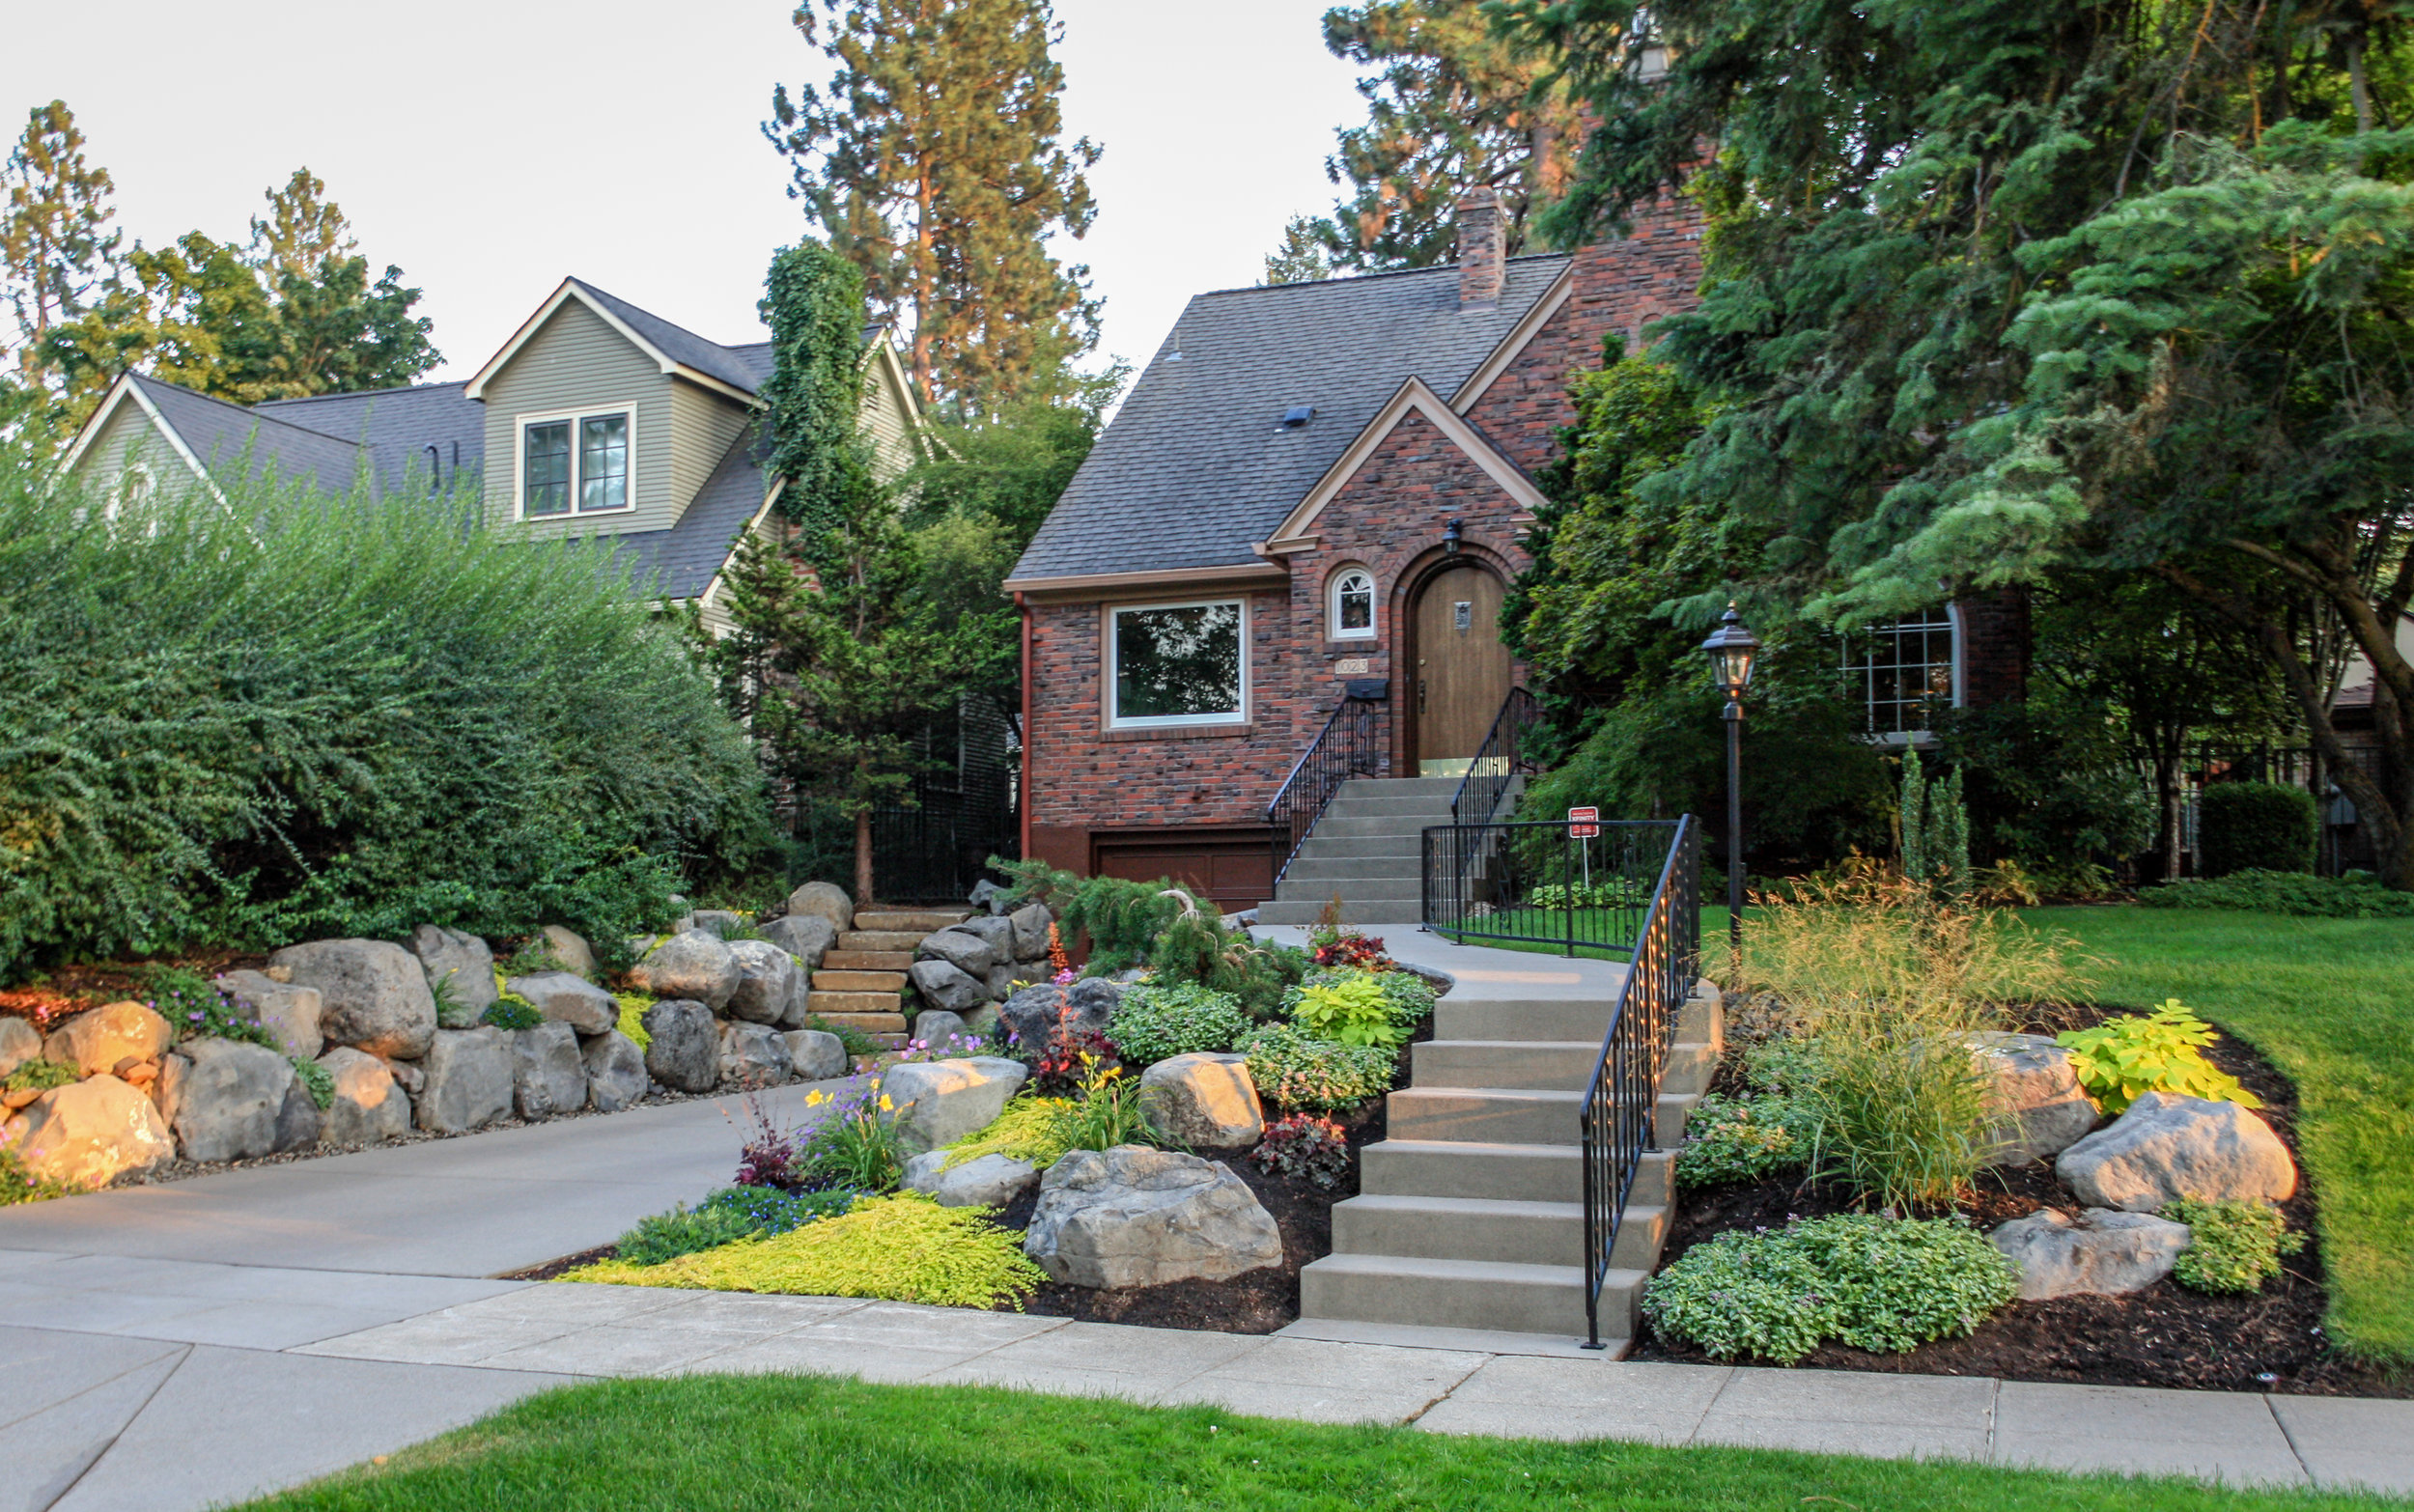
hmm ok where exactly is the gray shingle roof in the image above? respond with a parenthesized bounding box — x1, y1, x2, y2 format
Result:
(1009, 254, 1569, 583)
(581, 421, 772, 600)
(569, 278, 769, 396)
(132, 375, 369, 497)
(255, 380, 486, 490)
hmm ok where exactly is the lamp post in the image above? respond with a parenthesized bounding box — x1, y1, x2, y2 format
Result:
(1700, 602, 1760, 959)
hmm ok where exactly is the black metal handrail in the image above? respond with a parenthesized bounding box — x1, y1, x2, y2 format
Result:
(1267, 693, 1386, 888)
(1449, 686, 1541, 827)
(1579, 814, 1701, 1349)
(1421, 818, 1680, 957)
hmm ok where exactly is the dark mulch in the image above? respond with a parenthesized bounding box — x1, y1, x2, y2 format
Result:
(1631, 1001, 2410, 1398)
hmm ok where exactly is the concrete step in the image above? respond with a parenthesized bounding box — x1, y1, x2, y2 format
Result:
(1287, 835, 1423, 861)
(812, 970, 907, 993)
(1335, 776, 1461, 797)
(823, 950, 913, 971)
(855, 910, 970, 932)
(1274, 876, 1420, 903)
(1298, 1251, 1643, 1339)
(1277, 855, 1424, 882)
(1253, 901, 1423, 926)
(807, 990, 903, 1016)
(1434, 997, 1614, 1043)
(1388, 1085, 1583, 1146)
(1360, 1138, 1584, 1203)
(1305, 815, 1442, 840)
(1331, 1193, 1670, 1272)
(1274, 1316, 1615, 1359)
(807, 1012, 908, 1035)
(1320, 795, 1459, 820)
(837, 930, 925, 952)
(1411, 1039, 1600, 1092)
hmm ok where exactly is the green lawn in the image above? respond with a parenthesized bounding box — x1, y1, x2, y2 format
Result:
(239, 1373, 2394, 1511)
(2030, 907, 2414, 1368)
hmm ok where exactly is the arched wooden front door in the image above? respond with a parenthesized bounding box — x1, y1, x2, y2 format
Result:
(1409, 563, 1511, 774)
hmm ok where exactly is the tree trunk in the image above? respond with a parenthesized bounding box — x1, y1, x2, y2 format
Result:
(854, 804, 875, 910)
(2155, 743, 2184, 882)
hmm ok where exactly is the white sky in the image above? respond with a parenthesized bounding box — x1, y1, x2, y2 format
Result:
(0, 0, 1367, 383)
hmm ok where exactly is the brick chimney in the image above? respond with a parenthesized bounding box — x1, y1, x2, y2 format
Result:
(1457, 186, 1503, 308)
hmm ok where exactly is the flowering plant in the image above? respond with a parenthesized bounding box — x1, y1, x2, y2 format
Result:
(1249, 1113, 1354, 1189)
(1032, 1027, 1121, 1097)
(792, 1076, 904, 1191)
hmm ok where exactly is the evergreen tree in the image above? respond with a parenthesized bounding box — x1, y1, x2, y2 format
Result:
(1, 100, 122, 400)
(1261, 213, 1334, 285)
(768, 0, 1102, 414)
(1511, 0, 2414, 886)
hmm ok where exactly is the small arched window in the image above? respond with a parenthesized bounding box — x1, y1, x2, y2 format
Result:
(105, 462, 155, 524)
(1330, 568, 1376, 639)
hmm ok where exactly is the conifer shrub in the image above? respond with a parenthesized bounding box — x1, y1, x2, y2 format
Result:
(2198, 783, 2317, 878)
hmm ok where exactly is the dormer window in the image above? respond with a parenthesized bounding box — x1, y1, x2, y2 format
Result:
(519, 407, 632, 518)
(1330, 568, 1376, 639)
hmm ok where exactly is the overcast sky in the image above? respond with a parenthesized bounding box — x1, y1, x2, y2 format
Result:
(1, 1, 1366, 384)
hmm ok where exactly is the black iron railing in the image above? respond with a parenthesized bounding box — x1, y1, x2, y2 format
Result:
(1579, 814, 1701, 1349)
(1268, 693, 1387, 888)
(1421, 818, 1680, 957)
(1450, 686, 1541, 827)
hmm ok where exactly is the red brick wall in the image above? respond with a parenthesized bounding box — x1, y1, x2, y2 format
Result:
(1956, 588, 2032, 711)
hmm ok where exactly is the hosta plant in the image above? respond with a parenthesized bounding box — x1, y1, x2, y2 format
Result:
(2057, 1000, 2261, 1114)
(1288, 972, 1406, 1049)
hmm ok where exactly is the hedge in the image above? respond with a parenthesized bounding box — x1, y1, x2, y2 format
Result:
(2198, 782, 2317, 877)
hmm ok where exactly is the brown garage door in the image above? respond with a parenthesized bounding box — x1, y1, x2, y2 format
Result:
(1091, 832, 1276, 912)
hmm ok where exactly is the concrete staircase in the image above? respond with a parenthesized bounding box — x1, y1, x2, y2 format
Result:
(1296, 977, 1724, 1354)
(1255, 776, 1458, 926)
(803, 908, 970, 1048)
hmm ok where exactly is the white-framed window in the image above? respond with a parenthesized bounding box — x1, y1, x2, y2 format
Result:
(1844, 611, 1959, 735)
(1109, 599, 1248, 728)
(104, 462, 156, 523)
(1329, 567, 1376, 639)
(517, 407, 632, 518)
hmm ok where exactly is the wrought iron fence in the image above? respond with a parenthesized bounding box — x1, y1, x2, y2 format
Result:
(1579, 814, 1701, 1350)
(1267, 692, 1387, 887)
(1450, 686, 1541, 827)
(1421, 818, 1681, 957)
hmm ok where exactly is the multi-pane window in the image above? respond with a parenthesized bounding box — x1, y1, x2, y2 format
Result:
(1110, 601, 1246, 726)
(1331, 569, 1375, 638)
(519, 409, 632, 518)
(579, 414, 629, 512)
(1845, 613, 1956, 734)
(522, 421, 572, 517)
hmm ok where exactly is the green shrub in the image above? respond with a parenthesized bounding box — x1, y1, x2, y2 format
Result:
(289, 1055, 334, 1109)
(2056, 999, 2261, 1114)
(803, 1015, 880, 1060)
(993, 859, 1308, 1018)
(940, 1095, 1075, 1172)
(0, 469, 772, 982)
(4, 1057, 78, 1095)
(2199, 783, 2317, 877)
(2164, 1198, 2305, 1295)
(482, 997, 545, 1032)
(1643, 1214, 2019, 1363)
(1287, 972, 1407, 1050)
(1240, 1023, 1396, 1113)
(2139, 870, 2414, 917)
(149, 966, 277, 1050)
(1674, 1092, 1811, 1190)
(613, 1186, 857, 1266)
(1108, 982, 1252, 1065)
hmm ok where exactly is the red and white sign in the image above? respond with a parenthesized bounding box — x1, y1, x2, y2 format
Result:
(1567, 806, 1601, 840)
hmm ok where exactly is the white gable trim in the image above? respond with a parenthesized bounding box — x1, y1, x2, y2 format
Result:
(1257, 377, 1549, 552)
(57, 375, 221, 499)
(1448, 262, 1575, 414)
(463, 280, 762, 407)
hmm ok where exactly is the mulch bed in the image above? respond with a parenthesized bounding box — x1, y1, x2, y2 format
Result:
(1629, 1001, 2412, 1398)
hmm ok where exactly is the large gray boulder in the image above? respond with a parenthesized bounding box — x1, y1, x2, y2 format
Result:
(269, 939, 437, 1061)
(761, 913, 838, 974)
(948, 915, 1017, 963)
(215, 970, 325, 1058)
(641, 1000, 718, 1093)
(911, 1009, 968, 1051)
(317, 1048, 409, 1145)
(506, 971, 618, 1037)
(539, 925, 596, 980)
(4, 1076, 175, 1186)
(581, 1030, 650, 1112)
(1991, 1207, 2193, 1299)
(881, 1056, 1030, 1156)
(43, 1000, 171, 1077)
(273, 1075, 323, 1153)
(1000, 978, 1120, 1051)
(723, 939, 800, 1025)
(1969, 1032, 2099, 1166)
(1008, 902, 1053, 962)
(784, 1028, 847, 1081)
(2057, 1091, 2297, 1212)
(787, 881, 854, 934)
(968, 878, 1009, 915)
(908, 959, 987, 1015)
(1140, 1052, 1265, 1150)
(917, 929, 1000, 976)
(512, 1022, 589, 1119)
(628, 931, 740, 1013)
(0, 1015, 40, 1078)
(718, 1021, 795, 1086)
(903, 1149, 1039, 1209)
(1024, 1146, 1284, 1288)
(170, 1037, 295, 1163)
(981, 965, 1022, 1001)
(402, 926, 496, 1026)
(415, 1026, 515, 1134)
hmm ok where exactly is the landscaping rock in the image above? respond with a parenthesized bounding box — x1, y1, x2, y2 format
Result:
(912, 1009, 968, 1050)
(903, 1149, 1039, 1208)
(1969, 1031, 2099, 1165)
(403, 926, 496, 1025)
(215, 970, 325, 1057)
(761, 913, 838, 973)
(785, 1028, 848, 1081)
(507, 971, 619, 1036)
(512, 1022, 589, 1119)
(916, 928, 999, 976)
(961, 1004, 1001, 1043)
(948, 915, 1017, 962)
(414, 1027, 515, 1134)
(908, 959, 987, 1015)
(170, 1037, 295, 1163)
(0, 1015, 41, 1078)
(1000, 978, 1120, 1050)
(1139, 1052, 1264, 1150)
(1991, 1207, 2194, 1300)
(273, 1075, 323, 1153)
(881, 1056, 1030, 1156)
(640, 1000, 718, 1093)
(5, 1076, 175, 1185)
(44, 1000, 172, 1078)
(723, 939, 800, 1025)
(318, 1048, 409, 1145)
(981, 965, 1021, 1001)
(718, 1021, 795, 1086)
(778, 973, 816, 1031)
(580, 1031, 649, 1113)
(968, 879, 1008, 915)
(1008, 902, 1053, 961)
(382, 1056, 425, 1098)
(689, 910, 744, 938)
(540, 925, 596, 979)
(787, 881, 854, 934)
(269, 939, 437, 1061)
(2057, 1091, 2298, 1212)
(627, 931, 739, 1013)
(1024, 1145, 1284, 1289)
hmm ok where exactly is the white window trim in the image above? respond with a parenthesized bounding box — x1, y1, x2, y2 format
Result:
(104, 462, 156, 523)
(1328, 567, 1378, 640)
(1845, 608, 1961, 744)
(514, 404, 637, 521)
(1107, 597, 1249, 729)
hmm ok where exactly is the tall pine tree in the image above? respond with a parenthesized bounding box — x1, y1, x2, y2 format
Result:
(768, 0, 1101, 414)
(1, 101, 122, 401)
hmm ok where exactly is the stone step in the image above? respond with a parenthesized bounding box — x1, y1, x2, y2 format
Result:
(808, 1011, 909, 1035)
(1298, 1251, 1643, 1340)
(1330, 1193, 1670, 1272)
(822, 950, 914, 971)
(855, 910, 971, 933)
(1410, 1039, 1601, 1092)
(812, 969, 907, 993)
(1388, 1085, 1584, 1146)
(806, 990, 903, 1016)
(1253, 900, 1424, 926)
(837, 930, 925, 952)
